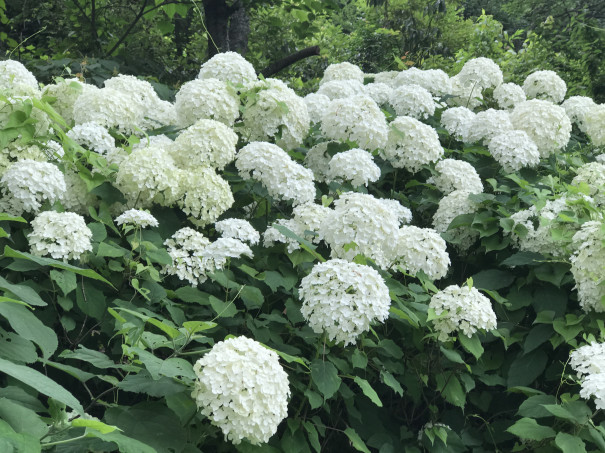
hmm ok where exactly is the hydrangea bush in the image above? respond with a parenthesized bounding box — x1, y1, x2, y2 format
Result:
(0, 54, 604, 453)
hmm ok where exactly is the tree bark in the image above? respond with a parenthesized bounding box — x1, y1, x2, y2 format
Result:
(202, 0, 230, 58)
(260, 45, 321, 77)
(228, 5, 249, 56)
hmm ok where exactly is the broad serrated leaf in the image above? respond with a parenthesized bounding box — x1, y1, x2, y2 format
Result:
(506, 417, 556, 441)
(0, 302, 57, 359)
(354, 376, 383, 407)
(311, 360, 341, 399)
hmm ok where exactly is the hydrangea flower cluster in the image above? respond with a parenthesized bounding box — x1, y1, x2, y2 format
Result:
(570, 220, 605, 313)
(42, 78, 88, 124)
(326, 148, 380, 187)
(561, 96, 595, 132)
(175, 78, 240, 127)
(115, 209, 159, 228)
(192, 336, 290, 445)
(464, 109, 513, 144)
(570, 342, 605, 409)
(215, 218, 260, 245)
(200, 238, 253, 271)
(522, 70, 567, 104)
(298, 259, 391, 345)
(427, 159, 483, 194)
(584, 104, 605, 147)
(197, 51, 257, 85)
(320, 62, 364, 85)
(448, 74, 484, 109)
(390, 226, 450, 280)
(455, 57, 503, 90)
(28, 211, 92, 261)
(488, 130, 540, 173)
(236, 142, 315, 205)
(432, 190, 479, 251)
(393, 67, 452, 96)
(163, 228, 211, 286)
(493, 83, 526, 110)
(317, 79, 364, 100)
(429, 284, 497, 341)
(440, 107, 475, 141)
(176, 168, 234, 226)
(304, 93, 332, 124)
(571, 162, 605, 207)
(363, 82, 392, 106)
(0, 60, 39, 97)
(67, 122, 116, 154)
(264, 203, 331, 253)
(390, 84, 435, 119)
(304, 142, 333, 182)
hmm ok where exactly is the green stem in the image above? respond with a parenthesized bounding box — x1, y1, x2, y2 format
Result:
(41, 434, 88, 448)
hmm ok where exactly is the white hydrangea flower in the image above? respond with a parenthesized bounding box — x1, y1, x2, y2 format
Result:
(28, 211, 92, 261)
(578, 373, 605, 410)
(456, 57, 503, 91)
(380, 116, 444, 172)
(427, 159, 483, 194)
(429, 284, 497, 341)
(319, 192, 401, 269)
(299, 259, 391, 345)
(373, 70, 399, 86)
(0, 142, 49, 176)
(571, 342, 605, 379)
(326, 148, 380, 187)
(316, 79, 364, 100)
(320, 62, 364, 85)
(73, 87, 141, 134)
(132, 134, 174, 152)
(488, 130, 540, 173)
(200, 238, 253, 271)
(115, 145, 183, 208)
(60, 169, 93, 215)
(192, 336, 290, 445)
(571, 162, 605, 207)
(236, 142, 316, 205)
(570, 220, 605, 312)
(597, 153, 605, 164)
(448, 74, 484, 109)
(304, 142, 333, 183)
(561, 96, 596, 132)
(584, 104, 605, 147)
(171, 119, 238, 170)
(43, 140, 65, 159)
(215, 219, 260, 245)
(197, 52, 258, 85)
(390, 226, 450, 280)
(432, 190, 479, 251)
(263, 218, 303, 253)
(508, 197, 574, 257)
(175, 78, 240, 127)
(0, 60, 39, 97)
(321, 95, 388, 150)
(242, 79, 310, 150)
(523, 70, 567, 104)
(393, 68, 452, 97)
(115, 209, 158, 228)
(42, 78, 89, 125)
(304, 93, 332, 124)
(390, 84, 436, 119)
(363, 82, 392, 105)
(440, 107, 476, 141)
(0, 160, 66, 215)
(163, 227, 211, 286)
(464, 109, 513, 144)
(510, 99, 572, 157)
(378, 198, 413, 226)
(177, 168, 234, 227)
(493, 83, 526, 110)
(67, 122, 116, 154)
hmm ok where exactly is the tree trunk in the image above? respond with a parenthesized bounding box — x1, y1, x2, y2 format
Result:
(202, 0, 230, 58)
(228, 5, 249, 56)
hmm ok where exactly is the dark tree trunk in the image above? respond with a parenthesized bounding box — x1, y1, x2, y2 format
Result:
(202, 0, 231, 58)
(260, 46, 321, 77)
(228, 5, 249, 56)
(174, 8, 194, 57)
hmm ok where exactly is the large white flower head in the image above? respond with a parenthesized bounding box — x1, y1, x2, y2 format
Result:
(380, 116, 444, 172)
(488, 130, 540, 173)
(299, 259, 391, 345)
(320, 62, 364, 85)
(0, 142, 50, 177)
(510, 99, 571, 157)
(177, 168, 234, 227)
(456, 57, 503, 91)
(115, 209, 158, 228)
(171, 119, 238, 170)
(523, 70, 567, 104)
(427, 159, 483, 194)
(319, 192, 402, 268)
(363, 82, 392, 106)
(163, 227, 211, 286)
(236, 141, 316, 205)
(326, 148, 380, 187)
(263, 218, 304, 253)
(432, 190, 479, 251)
(115, 145, 183, 208)
(584, 104, 605, 147)
(59, 169, 93, 215)
(464, 109, 513, 144)
(373, 70, 399, 86)
(197, 52, 258, 85)
(578, 373, 605, 410)
(199, 238, 253, 271)
(242, 79, 310, 150)
(28, 211, 92, 261)
(390, 226, 450, 280)
(571, 342, 605, 379)
(132, 134, 173, 152)
(562, 96, 596, 133)
(304, 93, 332, 124)
(448, 74, 484, 109)
(316, 79, 364, 100)
(440, 106, 476, 141)
(571, 162, 605, 207)
(73, 87, 141, 134)
(175, 78, 240, 127)
(0, 160, 66, 216)
(265, 203, 333, 252)
(42, 78, 89, 124)
(508, 196, 574, 257)
(570, 220, 605, 313)
(390, 84, 436, 119)
(393, 68, 452, 97)
(429, 284, 497, 341)
(304, 142, 333, 183)
(67, 122, 116, 154)
(192, 336, 290, 445)
(321, 95, 388, 150)
(0, 60, 39, 97)
(215, 218, 260, 245)
(493, 83, 526, 110)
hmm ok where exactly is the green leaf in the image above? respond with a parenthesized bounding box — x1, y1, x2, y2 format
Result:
(471, 269, 515, 290)
(87, 431, 158, 453)
(458, 334, 484, 360)
(353, 376, 383, 407)
(0, 275, 46, 307)
(555, 432, 586, 453)
(208, 295, 238, 318)
(112, 308, 182, 339)
(436, 373, 466, 408)
(239, 286, 264, 310)
(0, 329, 37, 364)
(72, 418, 120, 434)
(543, 401, 591, 424)
(501, 251, 544, 267)
(2, 246, 114, 288)
(127, 347, 195, 380)
(50, 270, 77, 296)
(506, 417, 556, 441)
(351, 349, 367, 369)
(380, 370, 403, 396)
(165, 392, 197, 425)
(440, 346, 465, 364)
(0, 357, 83, 414)
(517, 395, 557, 418)
(305, 389, 323, 409)
(311, 359, 341, 399)
(507, 349, 548, 387)
(0, 397, 49, 439)
(59, 345, 126, 370)
(174, 286, 210, 304)
(0, 419, 41, 453)
(117, 371, 186, 397)
(344, 427, 371, 453)
(0, 303, 57, 359)
(97, 242, 128, 258)
(42, 359, 95, 382)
